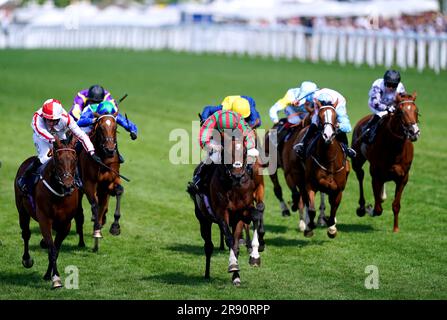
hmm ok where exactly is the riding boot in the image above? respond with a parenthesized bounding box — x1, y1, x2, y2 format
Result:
(337, 131, 357, 159)
(363, 115, 381, 144)
(187, 161, 206, 196)
(74, 166, 83, 189)
(17, 157, 41, 194)
(118, 151, 125, 164)
(293, 123, 318, 158)
(74, 140, 83, 156)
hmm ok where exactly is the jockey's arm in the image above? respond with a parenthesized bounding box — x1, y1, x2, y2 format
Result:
(32, 113, 55, 143)
(69, 91, 88, 121)
(270, 90, 296, 123)
(77, 107, 95, 127)
(201, 105, 222, 120)
(199, 113, 218, 150)
(67, 115, 95, 154)
(368, 85, 388, 111)
(116, 113, 138, 134)
(335, 104, 352, 133)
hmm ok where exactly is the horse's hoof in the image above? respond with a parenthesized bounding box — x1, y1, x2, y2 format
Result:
(93, 230, 103, 239)
(51, 275, 63, 289)
(308, 221, 316, 230)
(327, 230, 337, 239)
(219, 245, 225, 251)
(298, 220, 306, 232)
(259, 243, 265, 252)
(249, 256, 261, 267)
(373, 210, 383, 217)
(232, 277, 241, 286)
(228, 264, 240, 272)
(356, 207, 366, 217)
(291, 204, 298, 212)
(22, 258, 34, 269)
(304, 229, 314, 238)
(78, 241, 86, 248)
(109, 224, 121, 236)
(40, 239, 48, 249)
(318, 217, 328, 227)
(282, 210, 291, 217)
(393, 227, 399, 233)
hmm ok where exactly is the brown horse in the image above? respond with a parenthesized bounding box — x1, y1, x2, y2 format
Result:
(351, 92, 420, 232)
(79, 113, 123, 252)
(296, 100, 350, 238)
(190, 136, 262, 285)
(264, 117, 327, 231)
(15, 136, 81, 289)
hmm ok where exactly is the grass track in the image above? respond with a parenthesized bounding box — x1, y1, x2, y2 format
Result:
(0, 49, 446, 299)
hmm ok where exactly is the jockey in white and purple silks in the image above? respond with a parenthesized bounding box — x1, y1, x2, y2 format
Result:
(364, 70, 406, 144)
(69, 85, 116, 121)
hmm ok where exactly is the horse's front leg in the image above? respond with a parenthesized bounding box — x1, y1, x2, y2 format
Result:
(110, 184, 124, 236)
(38, 212, 61, 288)
(353, 155, 367, 217)
(370, 175, 384, 217)
(230, 219, 244, 286)
(249, 208, 261, 267)
(304, 188, 317, 237)
(391, 174, 409, 233)
(318, 192, 328, 226)
(327, 191, 342, 239)
(270, 170, 290, 217)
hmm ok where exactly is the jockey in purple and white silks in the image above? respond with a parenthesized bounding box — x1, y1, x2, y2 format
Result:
(17, 99, 99, 194)
(364, 70, 406, 144)
(293, 84, 356, 159)
(69, 85, 116, 121)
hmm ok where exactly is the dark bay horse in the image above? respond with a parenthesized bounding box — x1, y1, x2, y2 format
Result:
(351, 92, 420, 232)
(264, 117, 327, 231)
(15, 137, 81, 289)
(296, 100, 349, 238)
(191, 137, 262, 285)
(79, 113, 123, 252)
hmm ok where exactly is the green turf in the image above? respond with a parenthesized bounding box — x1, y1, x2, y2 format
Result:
(0, 49, 446, 299)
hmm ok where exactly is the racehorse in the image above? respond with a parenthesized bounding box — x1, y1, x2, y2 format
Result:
(263, 116, 327, 231)
(15, 136, 81, 289)
(190, 135, 263, 285)
(351, 92, 420, 232)
(296, 99, 350, 238)
(79, 112, 123, 252)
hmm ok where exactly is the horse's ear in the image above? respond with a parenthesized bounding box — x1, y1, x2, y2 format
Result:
(333, 98, 339, 108)
(412, 91, 417, 101)
(315, 99, 322, 109)
(69, 136, 78, 149)
(53, 135, 61, 148)
(113, 111, 118, 117)
(93, 112, 100, 118)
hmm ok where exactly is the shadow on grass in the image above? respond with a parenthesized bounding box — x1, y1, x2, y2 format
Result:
(0, 270, 46, 289)
(142, 272, 226, 286)
(266, 236, 326, 248)
(264, 224, 289, 234)
(29, 242, 89, 253)
(337, 223, 375, 233)
(165, 244, 228, 256)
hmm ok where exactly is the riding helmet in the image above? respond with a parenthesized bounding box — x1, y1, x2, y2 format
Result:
(87, 85, 105, 103)
(384, 70, 401, 88)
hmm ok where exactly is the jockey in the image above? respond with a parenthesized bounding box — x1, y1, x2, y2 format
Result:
(364, 70, 406, 144)
(187, 110, 258, 195)
(77, 100, 138, 163)
(294, 89, 357, 159)
(268, 81, 317, 148)
(200, 95, 262, 129)
(69, 85, 116, 121)
(17, 99, 100, 194)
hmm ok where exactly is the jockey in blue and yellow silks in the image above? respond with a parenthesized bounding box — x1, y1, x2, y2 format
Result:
(69, 85, 116, 121)
(201, 95, 262, 129)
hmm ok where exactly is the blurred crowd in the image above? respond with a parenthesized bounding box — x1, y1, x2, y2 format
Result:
(283, 12, 447, 34)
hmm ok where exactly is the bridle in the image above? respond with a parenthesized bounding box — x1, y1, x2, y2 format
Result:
(42, 147, 77, 197)
(388, 99, 420, 141)
(93, 115, 117, 157)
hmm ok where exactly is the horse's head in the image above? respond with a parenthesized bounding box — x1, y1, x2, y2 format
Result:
(221, 132, 248, 186)
(93, 112, 118, 158)
(52, 136, 77, 195)
(317, 98, 338, 144)
(395, 92, 420, 142)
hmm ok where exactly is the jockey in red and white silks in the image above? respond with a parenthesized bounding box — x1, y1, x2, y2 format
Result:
(32, 99, 95, 164)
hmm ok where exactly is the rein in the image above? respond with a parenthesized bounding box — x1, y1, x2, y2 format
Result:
(42, 147, 77, 197)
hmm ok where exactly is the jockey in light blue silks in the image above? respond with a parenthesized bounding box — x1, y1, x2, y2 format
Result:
(77, 100, 138, 163)
(293, 83, 357, 159)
